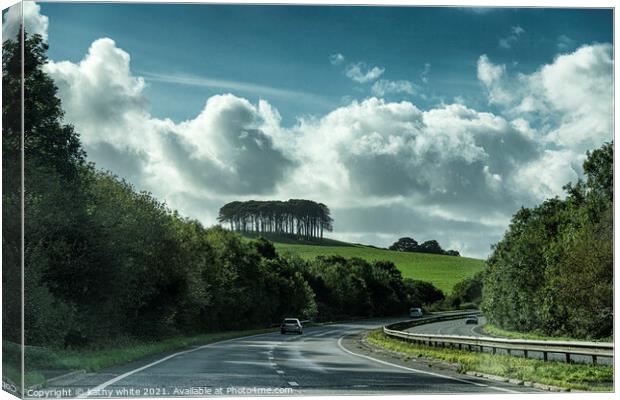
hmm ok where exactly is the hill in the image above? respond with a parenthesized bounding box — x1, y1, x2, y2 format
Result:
(250, 236, 485, 294)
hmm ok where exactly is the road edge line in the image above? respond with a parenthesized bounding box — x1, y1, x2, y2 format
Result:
(336, 334, 520, 394)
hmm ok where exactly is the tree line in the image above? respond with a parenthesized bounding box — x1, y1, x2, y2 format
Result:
(3, 32, 449, 350)
(389, 237, 460, 256)
(218, 200, 334, 240)
(481, 142, 613, 339)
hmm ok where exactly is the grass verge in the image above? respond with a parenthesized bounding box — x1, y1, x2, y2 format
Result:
(482, 323, 613, 342)
(365, 330, 612, 391)
(4, 328, 274, 388)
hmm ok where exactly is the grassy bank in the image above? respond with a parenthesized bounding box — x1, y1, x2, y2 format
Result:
(482, 323, 613, 343)
(273, 242, 484, 294)
(365, 330, 612, 391)
(4, 328, 274, 388)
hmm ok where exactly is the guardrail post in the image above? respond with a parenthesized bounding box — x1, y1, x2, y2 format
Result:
(566, 353, 571, 363)
(523, 350, 528, 359)
(592, 355, 597, 365)
(543, 352, 548, 362)
(492, 347, 496, 355)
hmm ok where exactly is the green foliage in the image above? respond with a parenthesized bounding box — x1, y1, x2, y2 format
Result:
(388, 237, 460, 256)
(403, 279, 445, 307)
(481, 142, 613, 339)
(448, 272, 483, 308)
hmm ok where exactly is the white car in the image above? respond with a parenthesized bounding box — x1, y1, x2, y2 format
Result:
(280, 318, 303, 334)
(409, 307, 423, 318)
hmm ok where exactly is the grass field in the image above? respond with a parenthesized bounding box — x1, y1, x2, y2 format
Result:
(272, 240, 485, 294)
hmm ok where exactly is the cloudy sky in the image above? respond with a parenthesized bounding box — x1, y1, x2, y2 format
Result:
(3, 2, 613, 258)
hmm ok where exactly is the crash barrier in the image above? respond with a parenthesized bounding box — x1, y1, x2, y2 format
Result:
(383, 313, 613, 365)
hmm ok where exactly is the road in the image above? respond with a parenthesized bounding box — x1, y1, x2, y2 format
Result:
(38, 317, 536, 398)
(406, 316, 488, 337)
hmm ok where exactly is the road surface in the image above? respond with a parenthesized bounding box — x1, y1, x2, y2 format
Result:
(37, 318, 536, 398)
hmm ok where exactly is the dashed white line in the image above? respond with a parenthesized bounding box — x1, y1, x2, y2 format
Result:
(288, 381, 299, 387)
(276, 370, 285, 374)
(336, 335, 519, 394)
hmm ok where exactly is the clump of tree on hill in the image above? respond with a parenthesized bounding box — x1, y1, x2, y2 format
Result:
(3, 31, 447, 350)
(218, 200, 333, 240)
(481, 142, 613, 339)
(389, 237, 460, 256)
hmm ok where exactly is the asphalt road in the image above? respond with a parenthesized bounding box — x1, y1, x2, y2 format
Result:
(406, 316, 488, 337)
(37, 317, 537, 398)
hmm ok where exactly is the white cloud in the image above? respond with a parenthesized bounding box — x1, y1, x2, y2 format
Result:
(2, 1, 49, 42)
(344, 62, 385, 83)
(44, 38, 294, 217)
(329, 53, 345, 65)
(371, 79, 415, 96)
(477, 55, 512, 105)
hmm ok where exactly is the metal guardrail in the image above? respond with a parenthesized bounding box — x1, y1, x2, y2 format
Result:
(383, 313, 613, 365)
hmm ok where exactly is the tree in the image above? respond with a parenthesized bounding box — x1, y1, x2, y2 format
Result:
(403, 279, 445, 307)
(389, 237, 419, 252)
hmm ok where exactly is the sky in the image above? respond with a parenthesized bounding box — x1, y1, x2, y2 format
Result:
(2, 2, 614, 258)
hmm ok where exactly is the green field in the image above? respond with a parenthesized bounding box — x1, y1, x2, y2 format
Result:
(272, 240, 484, 294)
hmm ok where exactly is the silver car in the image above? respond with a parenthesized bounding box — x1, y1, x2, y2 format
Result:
(280, 318, 303, 334)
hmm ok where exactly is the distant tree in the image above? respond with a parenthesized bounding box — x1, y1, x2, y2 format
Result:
(403, 279, 445, 307)
(445, 250, 460, 257)
(418, 240, 444, 254)
(389, 237, 419, 252)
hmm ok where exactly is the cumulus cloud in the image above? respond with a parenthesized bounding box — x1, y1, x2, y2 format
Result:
(329, 53, 345, 65)
(345, 62, 385, 83)
(371, 79, 415, 96)
(44, 38, 294, 214)
(2, 1, 49, 42)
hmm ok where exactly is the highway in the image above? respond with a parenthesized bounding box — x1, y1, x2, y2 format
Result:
(40, 317, 536, 397)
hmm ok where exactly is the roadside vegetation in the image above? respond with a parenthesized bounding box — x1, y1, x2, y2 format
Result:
(482, 324, 613, 343)
(481, 142, 613, 340)
(366, 330, 613, 391)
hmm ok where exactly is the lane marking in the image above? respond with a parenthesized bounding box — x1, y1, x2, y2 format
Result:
(276, 370, 285, 374)
(336, 335, 519, 394)
(288, 381, 299, 387)
(77, 331, 279, 398)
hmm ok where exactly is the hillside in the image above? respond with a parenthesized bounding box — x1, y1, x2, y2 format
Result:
(265, 238, 485, 294)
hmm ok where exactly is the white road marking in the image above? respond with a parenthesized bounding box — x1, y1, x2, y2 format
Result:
(336, 335, 519, 394)
(77, 331, 278, 398)
(276, 370, 285, 374)
(288, 381, 299, 386)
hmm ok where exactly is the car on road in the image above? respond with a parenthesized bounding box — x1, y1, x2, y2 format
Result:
(465, 316, 479, 324)
(409, 307, 423, 318)
(280, 318, 303, 334)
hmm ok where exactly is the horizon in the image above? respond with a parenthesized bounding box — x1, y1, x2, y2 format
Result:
(2, 2, 613, 258)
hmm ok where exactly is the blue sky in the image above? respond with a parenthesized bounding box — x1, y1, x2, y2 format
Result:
(40, 4, 612, 125)
(4, 3, 614, 257)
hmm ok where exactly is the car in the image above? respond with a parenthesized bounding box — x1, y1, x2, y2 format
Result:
(465, 316, 479, 325)
(409, 307, 423, 318)
(280, 318, 303, 334)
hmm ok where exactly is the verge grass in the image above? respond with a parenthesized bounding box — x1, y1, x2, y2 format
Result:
(366, 330, 613, 391)
(483, 323, 613, 343)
